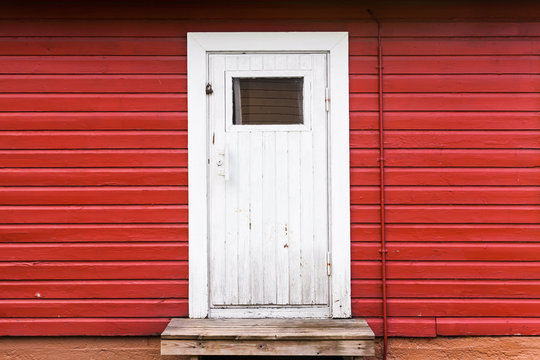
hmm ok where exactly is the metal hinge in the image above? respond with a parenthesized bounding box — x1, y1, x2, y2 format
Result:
(326, 251, 332, 276)
(206, 83, 213, 95)
(325, 87, 330, 112)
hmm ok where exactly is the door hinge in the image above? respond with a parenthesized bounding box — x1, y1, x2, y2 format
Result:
(326, 251, 332, 276)
(325, 87, 330, 112)
(206, 83, 213, 95)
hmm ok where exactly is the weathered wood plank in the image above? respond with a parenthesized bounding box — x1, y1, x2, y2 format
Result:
(161, 339, 375, 356)
(162, 318, 374, 340)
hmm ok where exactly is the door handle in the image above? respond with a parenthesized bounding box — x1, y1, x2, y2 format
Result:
(217, 146, 229, 181)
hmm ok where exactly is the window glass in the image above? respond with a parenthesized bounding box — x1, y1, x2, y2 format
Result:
(233, 77, 303, 125)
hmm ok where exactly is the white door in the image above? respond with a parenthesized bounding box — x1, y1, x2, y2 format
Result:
(208, 53, 329, 318)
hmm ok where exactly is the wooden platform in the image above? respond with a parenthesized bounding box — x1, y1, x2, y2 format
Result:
(161, 318, 375, 358)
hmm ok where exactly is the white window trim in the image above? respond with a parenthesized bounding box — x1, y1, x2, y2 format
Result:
(188, 32, 351, 318)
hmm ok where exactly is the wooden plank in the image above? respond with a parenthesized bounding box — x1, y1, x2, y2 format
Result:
(0, 243, 188, 261)
(352, 261, 540, 279)
(0, 169, 187, 186)
(352, 299, 540, 317)
(0, 75, 186, 92)
(2, 20, 540, 37)
(0, 56, 186, 74)
(436, 318, 540, 336)
(350, 186, 540, 205)
(350, 93, 540, 111)
(351, 243, 540, 261)
(161, 339, 374, 356)
(351, 38, 540, 56)
(0, 280, 188, 299)
(162, 319, 374, 340)
(0, 150, 187, 167)
(261, 132, 276, 305)
(0, 131, 187, 150)
(350, 56, 540, 75)
(351, 224, 540, 242)
(381, 22, 540, 37)
(0, 94, 186, 111)
(0, 318, 170, 336)
(0, 37, 187, 55)
(350, 131, 540, 149)
(350, 112, 540, 130)
(0, 20, 376, 37)
(351, 168, 540, 186)
(0, 205, 187, 224)
(0, 224, 188, 242)
(275, 132, 290, 304)
(365, 317, 436, 337)
(350, 149, 540, 168)
(351, 205, 540, 224)
(350, 75, 540, 93)
(0, 112, 187, 130)
(0, 261, 188, 280)
(1, 1, 539, 20)
(352, 280, 540, 298)
(0, 299, 188, 317)
(0, 186, 188, 205)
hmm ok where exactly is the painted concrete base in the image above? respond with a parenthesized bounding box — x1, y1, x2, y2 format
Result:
(0, 336, 539, 359)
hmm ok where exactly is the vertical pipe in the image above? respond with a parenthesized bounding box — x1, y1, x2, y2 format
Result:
(367, 9, 388, 360)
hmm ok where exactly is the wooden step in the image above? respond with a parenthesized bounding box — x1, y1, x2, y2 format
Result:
(161, 318, 375, 357)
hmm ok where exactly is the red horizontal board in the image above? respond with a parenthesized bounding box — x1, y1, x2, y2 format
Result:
(0, 56, 186, 74)
(350, 93, 540, 111)
(350, 56, 540, 75)
(0, 168, 187, 186)
(0, 299, 188, 317)
(355, 38, 540, 56)
(352, 224, 540, 242)
(0, 19, 377, 37)
(0, 261, 188, 280)
(350, 149, 540, 168)
(0, 112, 187, 130)
(350, 75, 540, 93)
(350, 112, 540, 130)
(0, 75, 186, 93)
(0, 318, 170, 336)
(365, 317, 436, 337)
(0, 131, 187, 150)
(350, 131, 540, 149)
(351, 168, 540, 186)
(0, 186, 187, 205)
(352, 280, 540, 298)
(351, 242, 540, 261)
(353, 261, 540, 279)
(0, 280, 188, 299)
(352, 299, 540, 317)
(0, 150, 187, 167)
(0, 243, 187, 261)
(0, 37, 187, 55)
(0, 224, 187, 242)
(351, 186, 540, 205)
(0, 205, 187, 224)
(381, 22, 540, 37)
(351, 205, 540, 224)
(437, 318, 540, 336)
(2, 20, 539, 37)
(0, 94, 186, 111)
(2, 1, 538, 20)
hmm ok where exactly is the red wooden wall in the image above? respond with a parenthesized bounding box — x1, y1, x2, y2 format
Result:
(0, 0, 539, 337)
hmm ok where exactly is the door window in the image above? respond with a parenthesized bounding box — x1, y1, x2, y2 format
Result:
(232, 77, 304, 125)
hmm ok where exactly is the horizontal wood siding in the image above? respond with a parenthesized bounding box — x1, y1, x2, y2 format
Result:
(0, 0, 538, 337)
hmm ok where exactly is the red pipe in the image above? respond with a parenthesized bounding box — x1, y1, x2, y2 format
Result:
(368, 9, 388, 360)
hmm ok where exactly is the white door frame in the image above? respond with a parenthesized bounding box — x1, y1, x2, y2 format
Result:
(187, 32, 351, 318)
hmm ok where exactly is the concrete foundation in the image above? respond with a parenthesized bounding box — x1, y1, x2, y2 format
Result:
(0, 336, 539, 359)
